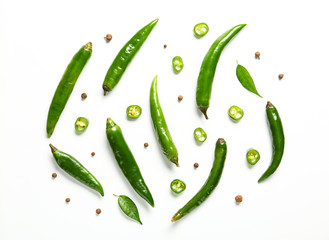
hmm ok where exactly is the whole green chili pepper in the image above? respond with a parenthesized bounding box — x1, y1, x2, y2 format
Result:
(196, 24, 246, 119)
(150, 76, 179, 167)
(258, 102, 284, 182)
(49, 144, 104, 196)
(103, 18, 158, 95)
(171, 138, 227, 222)
(106, 118, 154, 207)
(236, 62, 262, 98)
(46, 42, 92, 137)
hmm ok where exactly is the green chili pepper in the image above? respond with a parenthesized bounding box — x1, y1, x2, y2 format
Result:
(172, 56, 184, 72)
(196, 24, 246, 119)
(194, 127, 207, 142)
(236, 62, 262, 98)
(49, 144, 104, 196)
(114, 194, 142, 225)
(247, 149, 260, 165)
(228, 105, 244, 121)
(46, 42, 92, 137)
(75, 117, 89, 132)
(171, 138, 227, 222)
(170, 179, 186, 194)
(150, 76, 179, 167)
(106, 118, 154, 207)
(103, 19, 158, 95)
(194, 23, 209, 37)
(258, 102, 285, 182)
(126, 105, 142, 119)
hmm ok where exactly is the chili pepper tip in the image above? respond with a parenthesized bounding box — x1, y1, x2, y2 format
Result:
(49, 144, 57, 153)
(171, 157, 179, 167)
(199, 107, 209, 119)
(217, 138, 226, 144)
(266, 101, 273, 108)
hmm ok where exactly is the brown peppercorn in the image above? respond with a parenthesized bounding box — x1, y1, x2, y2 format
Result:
(104, 34, 112, 42)
(278, 73, 284, 80)
(91, 152, 95, 157)
(65, 198, 71, 203)
(144, 143, 149, 148)
(194, 163, 199, 168)
(178, 95, 183, 101)
(96, 208, 102, 214)
(52, 173, 57, 178)
(255, 51, 260, 59)
(81, 93, 87, 99)
(164, 44, 167, 49)
(235, 195, 243, 203)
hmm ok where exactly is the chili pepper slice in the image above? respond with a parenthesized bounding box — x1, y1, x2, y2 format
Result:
(258, 102, 285, 182)
(194, 128, 207, 142)
(228, 105, 244, 121)
(75, 117, 89, 132)
(170, 179, 186, 194)
(247, 149, 260, 165)
(194, 23, 209, 37)
(126, 105, 142, 119)
(172, 56, 184, 72)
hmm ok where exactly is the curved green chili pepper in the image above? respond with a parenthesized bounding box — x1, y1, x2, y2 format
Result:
(47, 42, 92, 137)
(258, 102, 285, 182)
(103, 18, 158, 94)
(75, 117, 89, 132)
(150, 76, 179, 167)
(171, 138, 227, 222)
(106, 118, 154, 207)
(196, 24, 246, 119)
(236, 62, 262, 98)
(49, 144, 104, 196)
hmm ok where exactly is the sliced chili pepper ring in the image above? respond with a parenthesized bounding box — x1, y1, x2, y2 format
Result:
(194, 127, 207, 142)
(194, 23, 209, 37)
(247, 149, 260, 165)
(170, 179, 186, 194)
(172, 56, 184, 72)
(75, 117, 89, 132)
(228, 105, 244, 120)
(126, 105, 142, 119)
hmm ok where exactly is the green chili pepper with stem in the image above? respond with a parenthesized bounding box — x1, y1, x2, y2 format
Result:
(49, 144, 104, 196)
(247, 149, 260, 165)
(258, 102, 285, 182)
(172, 138, 227, 222)
(150, 75, 179, 167)
(126, 105, 142, 119)
(106, 118, 154, 207)
(194, 23, 209, 37)
(196, 24, 246, 119)
(170, 179, 186, 194)
(103, 19, 158, 95)
(47, 42, 92, 137)
(236, 61, 262, 98)
(172, 56, 184, 72)
(194, 127, 207, 142)
(75, 117, 89, 132)
(228, 105, 244, 121)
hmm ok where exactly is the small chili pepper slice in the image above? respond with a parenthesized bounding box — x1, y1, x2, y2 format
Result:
(75, 117, 89, 132)
(194, 23, 209, 37)
(247, 149, 260, 165)
(170, 179, 186, 194)
(172, 56, 184, 72)
(126, 105, 142, 119)
(228, 105, 244, 120)
(194, 128, 207, 142)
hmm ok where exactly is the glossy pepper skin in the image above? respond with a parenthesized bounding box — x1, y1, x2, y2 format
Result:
(150, 76, 179, 167)
(103, 19, 158, 94)
(106, 118, 154, 207)
(258, 102, 285, 182)
(171, 138, 227, 222)
(196, 24, 246, 119)
(49, 144, 104, 196)
(47, 42, 92, 137)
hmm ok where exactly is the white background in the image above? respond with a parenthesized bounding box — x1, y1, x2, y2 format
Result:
(1, 0, 329, 239)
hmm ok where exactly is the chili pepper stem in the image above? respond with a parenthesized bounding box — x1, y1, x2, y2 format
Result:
(171, 157, 179, 167)
(106, 118, 116, 128)
(266, 101, 273, 108)
(49, 144, 57, 153)
(84, 42, 92, 51)
(199, 107, 209, 119)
